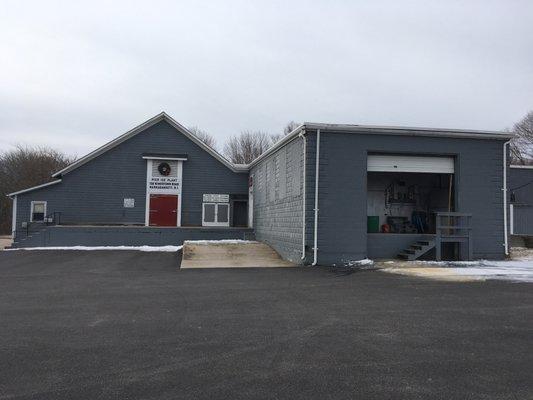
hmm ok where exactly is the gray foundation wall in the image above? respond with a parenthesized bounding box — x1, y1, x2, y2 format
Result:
(14, 120, 248, 231)
(250, 137, 304, 263)
(12, 226, 254, 248)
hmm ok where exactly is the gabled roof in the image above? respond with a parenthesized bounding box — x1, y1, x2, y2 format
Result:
(52, 112, 247, 177)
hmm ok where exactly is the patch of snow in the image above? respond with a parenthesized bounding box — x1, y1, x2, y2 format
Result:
(5, 245, 183, 252)
(450, 264, 533, 282)
(346, 259, 374, 267)
(184, 240, 257, 245)
(394, 259, 533, 283)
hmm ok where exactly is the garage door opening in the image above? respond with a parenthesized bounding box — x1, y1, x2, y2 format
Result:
(367, 171, 454, 234)
(366, 154, 467, 261)
(367, 154, 455, 235)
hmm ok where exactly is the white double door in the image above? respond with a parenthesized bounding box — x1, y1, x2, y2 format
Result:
(202, 202, 229, 226)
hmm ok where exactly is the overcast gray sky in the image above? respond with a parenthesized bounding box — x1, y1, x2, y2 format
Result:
(1, 0, 532, 157)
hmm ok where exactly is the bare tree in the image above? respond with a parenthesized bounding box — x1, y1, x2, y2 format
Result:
(271, 121, 301, 144)
(0, 145, 75, 234)
(223, 131, 272, 164)
(189, 126, 217, 150)
(283, 120, 300, 135)
(510, 111, 533, 165)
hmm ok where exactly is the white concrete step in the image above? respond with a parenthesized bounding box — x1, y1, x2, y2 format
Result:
(180, 240, 295, 269)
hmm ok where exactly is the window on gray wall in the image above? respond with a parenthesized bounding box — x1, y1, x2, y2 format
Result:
(30, 201, 47, 222)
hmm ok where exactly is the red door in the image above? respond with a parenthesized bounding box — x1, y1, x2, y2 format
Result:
(149, 195, 178, 226)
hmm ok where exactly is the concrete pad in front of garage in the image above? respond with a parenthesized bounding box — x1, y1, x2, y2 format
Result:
(0, 235, 12, 250)
(181, 240, 296, 268)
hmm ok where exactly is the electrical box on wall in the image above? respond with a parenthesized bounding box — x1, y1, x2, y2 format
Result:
(123, 198, 135, 208)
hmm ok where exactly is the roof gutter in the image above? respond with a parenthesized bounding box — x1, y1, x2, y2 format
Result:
(7, 179, 62, 198)
(248, 124, 305, 168)
(303, 123, 514, 141)
(249, 123, 513, 170)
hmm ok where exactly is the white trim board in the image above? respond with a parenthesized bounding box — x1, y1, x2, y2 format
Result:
(142, 156, 188, 161)
(510, 165, 533, 169)
(7, 179, 62, 197)
(145, 159, 183, 227)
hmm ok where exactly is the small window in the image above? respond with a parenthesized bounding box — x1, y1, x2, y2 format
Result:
(30, 201, 47, 222)
(202, 203, 229, 226)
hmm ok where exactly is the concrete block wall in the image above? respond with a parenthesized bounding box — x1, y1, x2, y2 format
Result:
(304, 129, 508, 264)
(251, 137, 304, 263)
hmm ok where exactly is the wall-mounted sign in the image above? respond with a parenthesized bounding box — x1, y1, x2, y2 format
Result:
(148, 176, 180, 192)
(203, 194, 229, 203)
(124, 198, 135, 208)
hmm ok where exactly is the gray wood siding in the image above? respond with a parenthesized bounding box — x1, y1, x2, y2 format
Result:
(15, 120, 248, 229)
(509, 167, 533, 235)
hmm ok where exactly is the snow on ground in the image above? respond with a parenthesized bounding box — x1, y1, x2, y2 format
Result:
(381, 248, 533, 283)
(5, 245, 183, 252)
(345, 259, 374, 267)
(184, 240, 257, 245)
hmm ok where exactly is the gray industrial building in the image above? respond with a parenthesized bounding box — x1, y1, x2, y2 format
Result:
(9, 112, 515, 265)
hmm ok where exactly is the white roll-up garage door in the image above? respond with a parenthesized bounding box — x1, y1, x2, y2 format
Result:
(367, 155, 454, 173)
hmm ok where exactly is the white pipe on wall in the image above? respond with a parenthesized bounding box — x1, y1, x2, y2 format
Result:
(299, 132, 307, 260)
(11, 195, 17, 239)
(503, 140, 510, 256)
(312, 129, 321, 266)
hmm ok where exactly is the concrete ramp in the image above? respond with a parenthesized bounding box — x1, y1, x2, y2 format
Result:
(180, 240, 295, 269)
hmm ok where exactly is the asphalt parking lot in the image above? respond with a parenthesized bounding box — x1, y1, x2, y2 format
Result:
(0, 250, 532, 400)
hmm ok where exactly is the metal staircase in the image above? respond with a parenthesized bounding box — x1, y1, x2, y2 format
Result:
(398, 240, 436, 261)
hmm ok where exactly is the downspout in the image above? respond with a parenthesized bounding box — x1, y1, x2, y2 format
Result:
(11, 195, 17, 240)
(312, 129, 321, 266)
(299, 131, 307, 260)
(503, 140, 511, 256)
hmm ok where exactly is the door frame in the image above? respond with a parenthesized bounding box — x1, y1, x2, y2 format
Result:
(144, 159, 183, 227)
(202, 202, 230, 227)
(148, 194, 179, 227)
